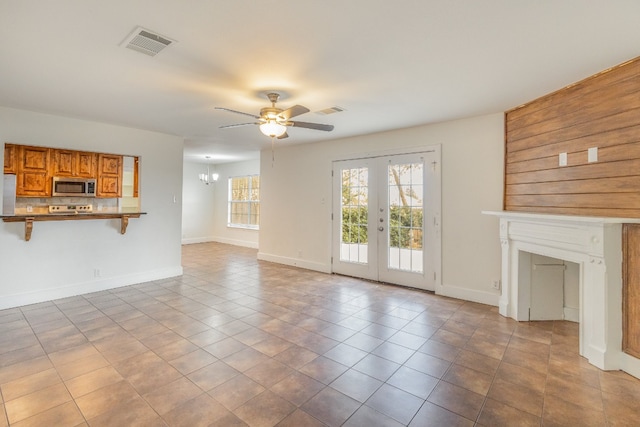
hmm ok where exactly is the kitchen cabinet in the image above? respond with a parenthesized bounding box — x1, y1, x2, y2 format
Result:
(17, 145, 51, 197)
(4, 143, 18, 174)
(7, 143, 130, 199)
(52, 149, 97, 178)
(97, 153, 123, 198)
(133, 157, 139, 198)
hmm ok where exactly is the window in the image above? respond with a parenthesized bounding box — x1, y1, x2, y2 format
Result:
(228, 175, 260, 229)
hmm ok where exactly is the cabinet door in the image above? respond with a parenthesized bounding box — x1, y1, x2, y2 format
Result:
(133, 157, 139, 197)
(52, 150, 97, 178)
(4, 143, 17, 174)
(97, 154, 123, 198)
(52, 149, 75, 176)
(76, 152, 97, 178)
(18, 146, 51, 196)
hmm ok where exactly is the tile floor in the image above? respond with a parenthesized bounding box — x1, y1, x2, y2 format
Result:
(1, 242, 640, 426)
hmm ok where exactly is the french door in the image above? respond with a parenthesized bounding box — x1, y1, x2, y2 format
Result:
(332, 149, 441, 291)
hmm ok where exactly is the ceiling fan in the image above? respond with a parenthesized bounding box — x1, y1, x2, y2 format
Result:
(215, 92, 334, 139)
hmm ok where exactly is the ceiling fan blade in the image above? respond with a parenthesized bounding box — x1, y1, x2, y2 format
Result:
(277, 131, 289, 139)
(219, 122, 259, 129)
(214, 107, 260, 119)
(290, 121, 334, 131)
(279, 105, 310, 120)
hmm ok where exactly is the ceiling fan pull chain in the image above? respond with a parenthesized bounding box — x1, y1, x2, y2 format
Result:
(271, 136, 276, 166)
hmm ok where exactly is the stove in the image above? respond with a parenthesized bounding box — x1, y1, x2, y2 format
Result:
(48, 204, 93, 214)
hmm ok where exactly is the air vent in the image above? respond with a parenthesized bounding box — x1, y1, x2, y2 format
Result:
(316, 106, 345, 115)
(122, 27, 174, 57)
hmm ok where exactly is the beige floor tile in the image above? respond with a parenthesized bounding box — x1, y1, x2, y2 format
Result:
(365, 383, 423, 425)
(542, 395, 606, 427)
(142, 376, 202, 415)
(5, 383, 72, 424)
(55, 353, 111, 381)
(234, 390, 296, 427)
(65, 366, 123, 399)
(0, 368, 61, 402)
(162, 393, 231, 427)
(9, 401, 83, 427)
(187, 360, 239, 392)
(1, 243, 640, 426)
(169, 348, 217, 375)
(0, 356, 53, 385)
(273, 345, 318, 369)
(85, 396, 163, 427)
(301, 387, 360, 427)
(487, 377, 544, 417)
(270, 371, 325, 407)
(74, 380, 140, 420)
(409, 401, 474, 427)
(275, 409, 326, 427)
(244, 358, 294, 388)
(477, 398, 540, 426)
(443, 363, 494, 396)
(299, 356, 348, 385)
(0, 345, 45, 370)
(427, 381, 485, 422)
(209, 374, 265, 410)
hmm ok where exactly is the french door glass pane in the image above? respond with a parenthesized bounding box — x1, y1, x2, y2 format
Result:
(340, 167, 369, 264)
(387, 162, 424, 273)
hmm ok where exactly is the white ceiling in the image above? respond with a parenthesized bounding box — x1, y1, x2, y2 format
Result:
(1, 1, 639, 164)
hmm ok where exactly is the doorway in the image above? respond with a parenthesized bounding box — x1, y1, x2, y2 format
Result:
(331, 148, 441, 291)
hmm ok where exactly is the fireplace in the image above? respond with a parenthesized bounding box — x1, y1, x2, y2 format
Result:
(485, 211, 640, 378)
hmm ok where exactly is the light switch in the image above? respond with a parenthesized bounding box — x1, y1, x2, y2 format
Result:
(559, 152, 568, 167)
(588, 147, 598, 163)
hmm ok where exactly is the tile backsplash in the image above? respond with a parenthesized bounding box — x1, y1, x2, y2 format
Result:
(15, 197, 120, 214)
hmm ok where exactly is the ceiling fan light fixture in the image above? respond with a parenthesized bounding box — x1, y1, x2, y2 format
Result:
(259, 120, 287, 137)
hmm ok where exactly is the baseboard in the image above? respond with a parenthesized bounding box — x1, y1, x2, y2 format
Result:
(181, 236, 259, 249)
(0, 266, 183, 310)
(619, 352, 640, 380)
(439, 283, 499, 307)
(563, 306, 579, 322)
(257, 252, 331, 274)
(181, 236, 215, 245)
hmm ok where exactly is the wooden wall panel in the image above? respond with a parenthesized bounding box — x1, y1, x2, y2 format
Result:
(505, 55, 640, 217)
(623, 224, 640, 358)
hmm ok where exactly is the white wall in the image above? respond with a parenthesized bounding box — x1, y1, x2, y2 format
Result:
(182, 160, 216, 244)
(259, 113, 504, 305)
(0, 106, 184, 309)
(181, 159, 259, 249)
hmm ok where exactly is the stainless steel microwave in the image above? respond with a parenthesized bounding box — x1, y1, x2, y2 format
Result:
(52, 177, 97, 197)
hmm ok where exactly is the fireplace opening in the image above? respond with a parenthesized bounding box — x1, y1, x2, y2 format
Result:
(520, 252, 579, 322)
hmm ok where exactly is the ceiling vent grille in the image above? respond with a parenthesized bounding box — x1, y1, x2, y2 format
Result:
(122, 27, 174, 57)
(316, 106, 345, 115)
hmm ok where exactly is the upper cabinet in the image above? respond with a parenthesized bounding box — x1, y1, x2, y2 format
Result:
(17, 145, 51, 197)
(97, 154, 123, 198)
(3, 143, 131, 199)
(4, 143, 17, 174)
(52, 149, 97, 178)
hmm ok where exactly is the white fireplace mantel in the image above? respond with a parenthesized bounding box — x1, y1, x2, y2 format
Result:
(484, 210, 640, 377)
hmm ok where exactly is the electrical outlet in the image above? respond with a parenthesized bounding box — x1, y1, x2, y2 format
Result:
(94, 269, 101, 278)
(559, 152, 568, 167)
(492, 279, 501, 290)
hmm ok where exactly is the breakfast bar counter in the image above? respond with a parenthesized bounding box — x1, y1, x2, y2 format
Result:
(1, 210, 146, 241)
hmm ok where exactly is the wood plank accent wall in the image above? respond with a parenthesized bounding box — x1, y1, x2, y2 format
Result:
(504, 56, 640, 217)
(623, 224, 640, 358)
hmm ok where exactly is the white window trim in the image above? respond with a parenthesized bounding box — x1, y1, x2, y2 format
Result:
(227, 174, 260, 230)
